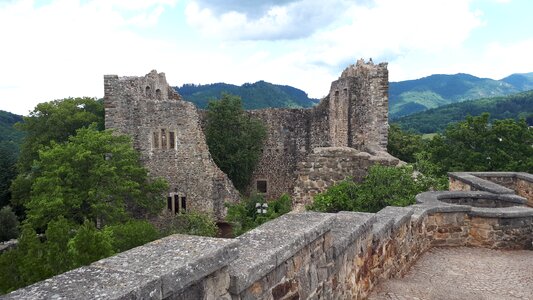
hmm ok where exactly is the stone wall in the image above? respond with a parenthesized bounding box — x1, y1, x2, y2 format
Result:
(292, 147, 400, 209)
(105, 60, 393, 211)
(104, 71, 239, 221)
(7, 181, 533, 300)
(238, 60, 390, 201)
(449, 172, 533, 207)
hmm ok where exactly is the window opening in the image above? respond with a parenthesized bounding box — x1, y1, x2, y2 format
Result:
(153, 132, 159, 148)
(181, 197, 187, 212)
(257, 180, 267, 194)
(174, 195, 180, 214)
(161, 129, 167, 148)
(169, 132, 175, 149)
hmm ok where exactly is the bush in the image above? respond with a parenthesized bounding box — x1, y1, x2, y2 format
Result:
(226, 194, 292, 236)
(308, 165, 437, 213)
(159, 212, 218, 237)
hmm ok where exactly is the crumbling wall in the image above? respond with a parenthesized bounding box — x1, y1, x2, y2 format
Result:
(104, 71, 239, 221)
(292, 147, 400, 209)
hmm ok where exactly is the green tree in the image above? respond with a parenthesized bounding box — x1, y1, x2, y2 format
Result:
(104, 220, 160, 253)
(205, 93, 267, 191)
(308, 165, 436, 213)
(44, 217, 76, 275)
(387, 124, 425, 163)
(0, 206, 19, 242)
(426, 113, 533, 174)
(226, 194, 292, 236)
(25, 126, 167, 230)
(0, 143, 18, 208)
(68, 220, 114, 267)
(11, 98, 104, 214)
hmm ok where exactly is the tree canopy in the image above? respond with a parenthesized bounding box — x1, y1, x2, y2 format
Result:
(205, 93, 267, 191)
(25, 126, 167, 230)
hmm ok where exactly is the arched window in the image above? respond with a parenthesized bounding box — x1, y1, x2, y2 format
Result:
(145, 86, 151, 97)
(156, 89, 161, 100)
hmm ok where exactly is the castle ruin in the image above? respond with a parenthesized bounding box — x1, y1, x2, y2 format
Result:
(103, 59, 400, 220)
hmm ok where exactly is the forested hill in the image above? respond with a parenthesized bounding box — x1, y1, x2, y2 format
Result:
(0, 110, 23, 144)
(175, 81, 320, 109)
(393, 90, 533, 133)
(389, 72, 533, 119)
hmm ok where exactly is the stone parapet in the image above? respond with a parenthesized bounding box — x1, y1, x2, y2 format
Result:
(449, 172, 533, 207)
(6, 177, 533, 299)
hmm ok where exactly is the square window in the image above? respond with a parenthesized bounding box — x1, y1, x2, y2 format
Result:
(257, 180, 267, 194)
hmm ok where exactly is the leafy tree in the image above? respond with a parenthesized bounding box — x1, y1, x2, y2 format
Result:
(226, 194, 292, 236)
(44, 217, 76, 275)
(11, 98, 104, 214)
(0, 206, 19, 242)
(25, 126, 167, 230)
(68, 220, 114, 267)
(426, 113, 533, 174)
(205, 93, 267, 191)
(308, 165, 436, 213)
(0, 143, 19, 208)
(387, 124, 425, 163)
(104, 220, 160, 253)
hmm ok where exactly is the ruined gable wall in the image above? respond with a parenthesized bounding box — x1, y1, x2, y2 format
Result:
(104, 71, 239, 221)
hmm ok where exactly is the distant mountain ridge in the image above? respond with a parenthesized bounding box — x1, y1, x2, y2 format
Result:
(389, 72, 533, 119)
(175, 81, 320, 109)
(393, 90, 533, 133)
(0, 110, 23, 144)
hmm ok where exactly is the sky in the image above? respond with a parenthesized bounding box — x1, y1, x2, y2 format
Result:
(0, 0, 532, 115)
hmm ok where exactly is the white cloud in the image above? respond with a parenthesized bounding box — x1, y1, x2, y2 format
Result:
(185, 0, 350, 40)
(0, 0, 178, 115)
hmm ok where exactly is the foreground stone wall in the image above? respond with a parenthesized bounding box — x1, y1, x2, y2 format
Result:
(7, 178, 533, 299)
(104, 71, 239, 220)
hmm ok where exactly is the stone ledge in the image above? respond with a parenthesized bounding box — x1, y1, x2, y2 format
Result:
(330, 212, 376, 257)
(3, 266, 161, 300)
(448, 172, 515, 194)
(5, 234, 238, 300)
(227, 212, 336, 294)
(371, 206, 414, 240)
(468, 207, 533, 218)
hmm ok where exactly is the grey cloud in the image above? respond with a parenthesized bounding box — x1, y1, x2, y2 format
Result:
(190, 0, 375, 40)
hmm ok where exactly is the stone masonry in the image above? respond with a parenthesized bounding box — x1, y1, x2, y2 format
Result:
(104, 71, 240, 221)
(6, 172, 533, 299)
(104, 59, 398, 218)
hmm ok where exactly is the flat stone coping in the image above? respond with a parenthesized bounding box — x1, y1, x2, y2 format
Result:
(5, 234, 238, 300)
(330, 212, 376, 257)
(448, 172, 515, 194)
(467, 171, 533, 183)
(416, 191, 533, 218)
(372, 206, 414, 240)
(228, 212, 336, 294)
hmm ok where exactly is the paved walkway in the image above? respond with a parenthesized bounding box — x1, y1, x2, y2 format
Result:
(369, 247, 533, 300)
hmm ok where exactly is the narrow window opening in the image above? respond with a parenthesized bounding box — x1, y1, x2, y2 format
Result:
(174, 195, 180, 214)
(343, 88, 348, 96)
(152, 132, 159, 148)
(169, 131, 175, 149)
(181, 197, 187, 212)
(257, 180, 267, 194)
(145, 86, 151, 97)
(155, 89, 161, 100)
(334, 90, 339, 101)
(161, 129, 167, 148)
(167, 197, 172, 211)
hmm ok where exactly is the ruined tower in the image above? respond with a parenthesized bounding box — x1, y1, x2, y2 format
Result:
(104, 71, 239, 221)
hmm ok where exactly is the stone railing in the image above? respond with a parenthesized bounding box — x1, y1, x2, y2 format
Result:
(5, 177, 533, 299)
(449, 172, 533, 207)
